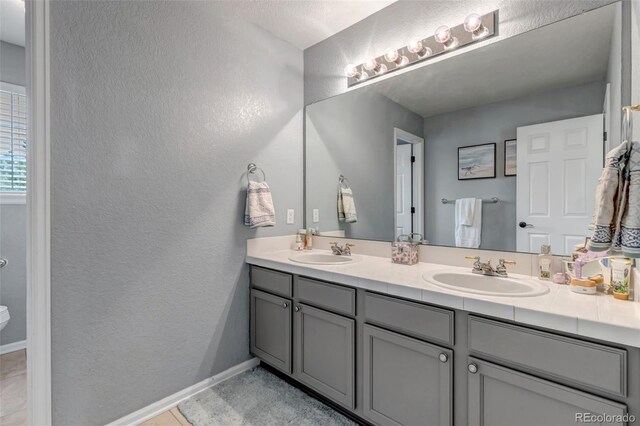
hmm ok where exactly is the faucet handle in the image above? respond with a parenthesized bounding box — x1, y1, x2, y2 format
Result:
(465, 256, 480, 261)
(498, 259, 516, 266)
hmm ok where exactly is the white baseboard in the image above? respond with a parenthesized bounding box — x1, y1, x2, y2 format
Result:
(106, 357, 260, 426)
(0, 339, 26, 355)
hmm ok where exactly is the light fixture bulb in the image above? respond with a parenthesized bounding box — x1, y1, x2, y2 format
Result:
(383, 48, 408, 66)
(344, 64, 361, 79)
(363, 58, 379, 71)
(434, 25, 458, 50)
(434, 26, 451, 44)
(463, 14, 482, 32)
(407, 39, 432, 58)
(384, 48, 399, 63)
(464, 13, 489, 39)
(363, 58, 387, 74)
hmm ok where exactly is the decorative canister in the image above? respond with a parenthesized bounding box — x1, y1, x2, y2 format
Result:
(391, 233, 422, 265)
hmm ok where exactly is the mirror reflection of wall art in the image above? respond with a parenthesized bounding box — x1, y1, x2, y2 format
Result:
(458, 143, 496, 180)
(504, 139, 517, 176)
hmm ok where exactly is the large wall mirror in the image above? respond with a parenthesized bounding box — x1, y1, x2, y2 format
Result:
(305, 2, 631, 255)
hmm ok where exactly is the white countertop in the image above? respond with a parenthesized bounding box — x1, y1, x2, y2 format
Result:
(247, 249, 640, 348)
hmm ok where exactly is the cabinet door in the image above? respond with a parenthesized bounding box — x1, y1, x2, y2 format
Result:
(468, 357, 627, 426)
(362, 325, 452, 426)
(294, 303, 355, 409)
(250, 289, 292, 373)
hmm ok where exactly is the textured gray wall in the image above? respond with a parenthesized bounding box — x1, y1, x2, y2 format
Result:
(306, 89, 423, 241)
(0, 204, 27, 346)
(0, 41, 26, 87)
(424, 80, 606, 251)
(50, 1, 302, 424)
(303, 0, 616, 105)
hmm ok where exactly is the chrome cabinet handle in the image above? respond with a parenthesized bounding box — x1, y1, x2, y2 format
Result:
(439, 353, 448, 363)
(295, 306, 301, 312)
(468, 363, 478, 374)
(0, 258, 6, 268)
(282, 302, 289, 308)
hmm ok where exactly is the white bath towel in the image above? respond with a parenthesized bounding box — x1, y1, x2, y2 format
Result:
(455, 198, 482, 248)
(338, 186, 357, 223)
(455, 198, 476, 226)
(244, 180, 276, 228)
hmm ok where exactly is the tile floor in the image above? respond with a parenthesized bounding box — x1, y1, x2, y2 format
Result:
(140, 408, 191, 426)
(0, 349, 27, 426)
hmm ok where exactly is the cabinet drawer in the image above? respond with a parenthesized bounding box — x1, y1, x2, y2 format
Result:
(251, 266, 292, 298)
(364, 292, 454, 345)
(468, 316, 627, 397)
(295, 276, 356, 316)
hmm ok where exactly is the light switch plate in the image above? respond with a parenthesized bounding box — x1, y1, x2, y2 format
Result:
(313, 209, 319, 223)
(286, 209, 295, 224)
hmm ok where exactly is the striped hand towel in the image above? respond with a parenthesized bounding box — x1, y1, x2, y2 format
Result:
(338, 186, 357, 223)
(244, 180, 276, 228)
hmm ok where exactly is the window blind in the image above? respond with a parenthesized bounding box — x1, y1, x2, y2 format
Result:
(0, 85, 27, 192)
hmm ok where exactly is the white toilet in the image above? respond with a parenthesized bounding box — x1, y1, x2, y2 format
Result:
(0, 305, 9, 332)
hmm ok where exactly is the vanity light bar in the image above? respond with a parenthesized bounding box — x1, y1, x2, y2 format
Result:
(345, 11, 497, 87)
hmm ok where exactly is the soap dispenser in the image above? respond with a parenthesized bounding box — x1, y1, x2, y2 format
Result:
(538, 244, 552, 280)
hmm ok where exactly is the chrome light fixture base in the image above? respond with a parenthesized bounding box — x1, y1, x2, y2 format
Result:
(346, 10, 497, 87)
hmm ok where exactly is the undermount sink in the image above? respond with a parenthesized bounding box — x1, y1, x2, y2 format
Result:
(422, 270, 549, 297)
(288, 252, 355, 265)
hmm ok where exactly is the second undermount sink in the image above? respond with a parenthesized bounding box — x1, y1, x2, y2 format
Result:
(288, 252, 355, 265)
(422, 270, 549, 297)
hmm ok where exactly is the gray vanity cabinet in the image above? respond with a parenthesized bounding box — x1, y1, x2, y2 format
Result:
(467, 357, 627, 426)
(250, 289, 292, 374)
(362, 324, 452, 426)
(294, 302, 355, 409)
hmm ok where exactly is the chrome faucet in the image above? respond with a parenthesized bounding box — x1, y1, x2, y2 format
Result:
(330, 242, 354, 256)
(465, 256, 515, 277)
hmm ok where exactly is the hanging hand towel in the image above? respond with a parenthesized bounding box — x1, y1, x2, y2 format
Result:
(586, 141, 640, 257)
(338, 186, 358, 223)
(244, 180, 276, 228)
(455, 198, 481, 248)
(455, 198, 476, 226)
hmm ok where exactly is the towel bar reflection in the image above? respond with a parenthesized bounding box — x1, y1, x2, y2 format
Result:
(247, 163, 266, 184)
(441, 197, 499, 204)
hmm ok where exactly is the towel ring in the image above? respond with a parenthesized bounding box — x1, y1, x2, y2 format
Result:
(247, 163, 266, 185)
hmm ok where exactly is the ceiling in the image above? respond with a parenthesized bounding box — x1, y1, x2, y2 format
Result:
(0, 0, 25, 47)
(369, 3, 616, 118)
(0, 0, 396, 50)
(216, 0, 396, 50)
